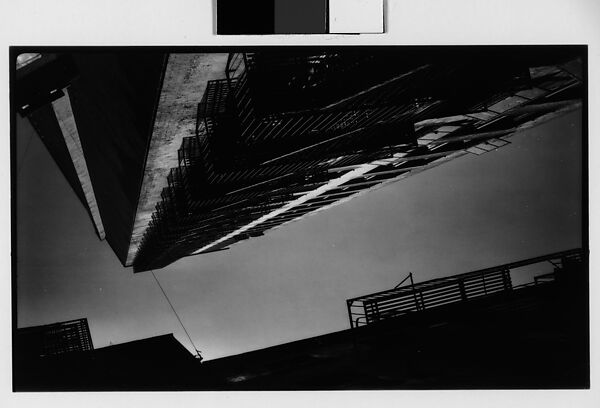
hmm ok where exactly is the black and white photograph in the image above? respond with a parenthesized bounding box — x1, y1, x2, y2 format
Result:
(3, 1, 599, 407)
(12, 45, 587, 390)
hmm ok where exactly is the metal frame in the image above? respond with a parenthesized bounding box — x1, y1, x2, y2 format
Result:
(346, 248, 583, 328)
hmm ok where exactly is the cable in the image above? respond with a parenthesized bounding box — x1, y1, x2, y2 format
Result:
(151, 270, 202, 361)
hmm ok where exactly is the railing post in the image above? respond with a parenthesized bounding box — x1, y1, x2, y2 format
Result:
(347, 300, 354, 329)
(412, 291, 420, 311)
(482, 272, 487, 294)
(409, 272, 421, 311)
(502, 268, 512, 291)
(458, 279, 468, 301)
(373, 302, 381, 322)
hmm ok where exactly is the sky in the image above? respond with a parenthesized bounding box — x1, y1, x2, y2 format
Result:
(15, 109, 583, 361)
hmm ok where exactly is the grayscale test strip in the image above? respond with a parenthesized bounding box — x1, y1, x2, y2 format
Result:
(216, 0, 384, 35)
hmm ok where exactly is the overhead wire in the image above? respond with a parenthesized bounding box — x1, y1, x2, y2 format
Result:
(151, 269, 203, 361)
(19, 126, 203, 361)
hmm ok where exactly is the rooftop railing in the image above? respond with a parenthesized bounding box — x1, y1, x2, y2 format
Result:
(346, 248, 584, 328)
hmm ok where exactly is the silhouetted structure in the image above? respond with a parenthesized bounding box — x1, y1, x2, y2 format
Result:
(13, 249, 588, 390)
(198, 248, 588, 389)
(15, 318, 94, 359)
(347, 248, 582, 328)
(13, 333, 202, 391)
(16, 51, 166, 260)
(14, 48, 584, 271)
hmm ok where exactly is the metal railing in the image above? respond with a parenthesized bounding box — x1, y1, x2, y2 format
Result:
(346, 248, 583, 328)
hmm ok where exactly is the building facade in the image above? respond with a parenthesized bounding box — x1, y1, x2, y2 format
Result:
(15, 318, 94, 359)
(15, 48, 584, 272)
